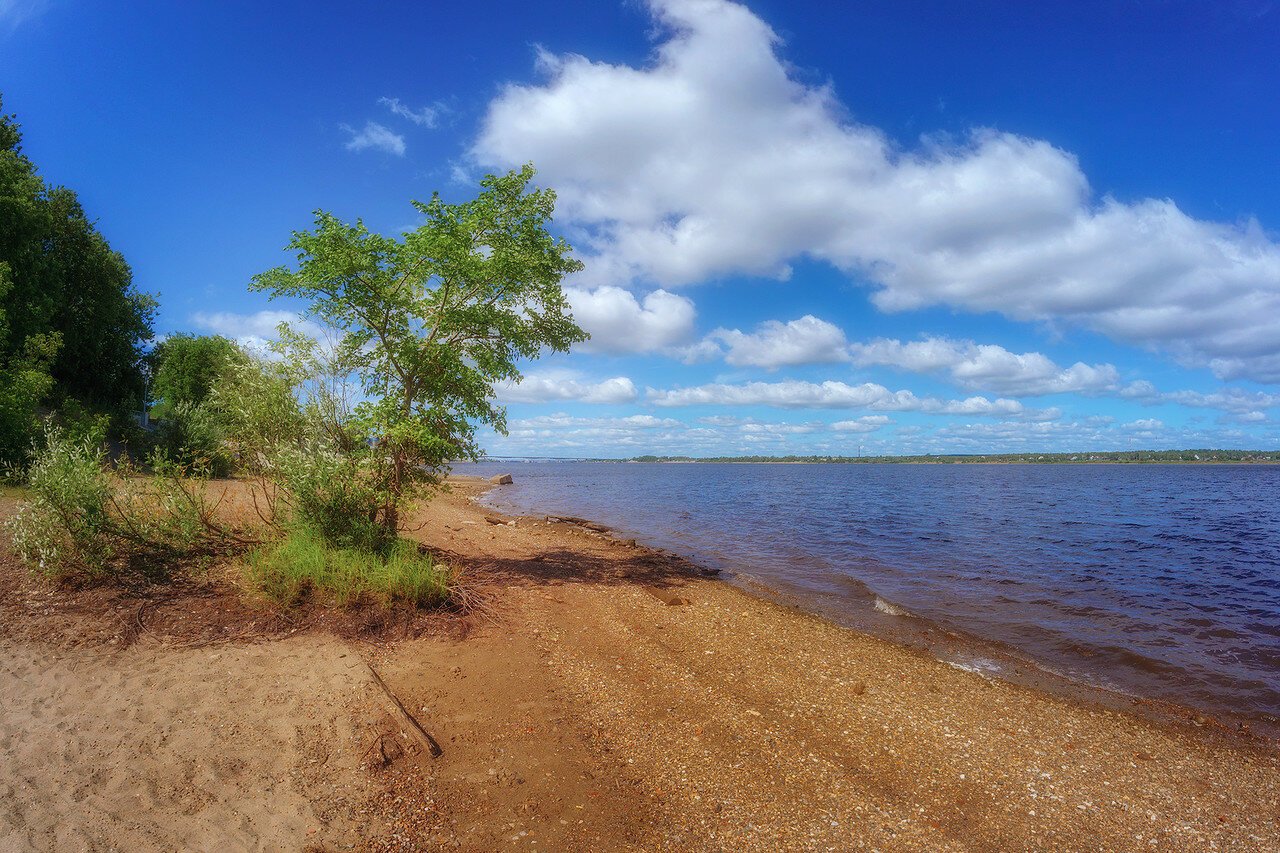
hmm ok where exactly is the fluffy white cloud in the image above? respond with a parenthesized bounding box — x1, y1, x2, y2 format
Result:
(343, 121, 405, 156)
(492, 412, 711, 454)
(475, 0, 1280, 382)
(488, 411, 902, 457)
(496, 371, 638, 404)
(191, 309, 324, 351)
(739, 421, 820, 435)
(849, 336, 1119, 396)
(649, 380, 918, 409)
(832, 415, 891, 432)
(938, 396, 1028, 416)
(1120, 381, 1280, 414)
(566, 285, 697, 353)
(483, 408, 1271, 459)
(378, 96, 439, 128)
(512, 413, 682, 430)
(1124, 418, 1164, 431)
(706, 315, 850, 368)
(921, 419, 1125, 454)
(647, 378, 1036, 417)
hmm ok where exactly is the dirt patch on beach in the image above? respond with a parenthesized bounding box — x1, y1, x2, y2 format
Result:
(1, 482, 1279, 851)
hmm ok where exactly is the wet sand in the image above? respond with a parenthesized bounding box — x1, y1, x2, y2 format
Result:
(0, 482, 1277, 850)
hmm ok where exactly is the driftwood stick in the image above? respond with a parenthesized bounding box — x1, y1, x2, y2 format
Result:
(365, 662, 443, 758)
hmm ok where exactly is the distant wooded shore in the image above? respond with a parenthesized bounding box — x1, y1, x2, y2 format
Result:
(476, 450, 1280, 464)
(631, 450, 1280, 464)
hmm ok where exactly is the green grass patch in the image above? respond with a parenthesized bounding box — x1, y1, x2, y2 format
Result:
(244, 526, 452, 608)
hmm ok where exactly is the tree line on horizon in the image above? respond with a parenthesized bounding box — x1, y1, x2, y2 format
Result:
(627, 450, 1280, 464)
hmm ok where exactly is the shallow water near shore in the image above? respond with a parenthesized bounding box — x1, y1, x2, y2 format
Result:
(466, 460, 1280, 727)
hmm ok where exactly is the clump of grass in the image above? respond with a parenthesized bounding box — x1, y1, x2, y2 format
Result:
(243, 525, 452, 608)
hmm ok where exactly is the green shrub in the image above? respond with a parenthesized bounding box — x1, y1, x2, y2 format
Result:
(7, 425, 245, 580)
(243, 525, 451, 608)
(49, 399, 111, 449)
(211, 356, 307, 475)
(273, 441, 393, 553)
(149, 334, 242, 420)
(112, 453, 219, 554)
(6, 426, 113, 576)
(154, 401, 231, 477)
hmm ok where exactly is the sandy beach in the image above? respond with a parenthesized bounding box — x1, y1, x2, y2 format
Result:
(1, 480, 1278, 851)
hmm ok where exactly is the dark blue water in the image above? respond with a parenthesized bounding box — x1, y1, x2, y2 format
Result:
(464, 461, 1280, 724)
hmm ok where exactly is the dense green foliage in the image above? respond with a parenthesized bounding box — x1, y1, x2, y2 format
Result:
(154, 401, 232, 477)
(271, 439, 395, 552)
(149, 334, 241, 418)
(0, 95, 155, 462)
(210, 349, 309, 468)
(147, 334, 245, 475)
(251, 165, 587, 536)
(0, 317, 59, 465)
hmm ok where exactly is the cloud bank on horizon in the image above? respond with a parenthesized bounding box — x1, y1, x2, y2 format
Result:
(473, 0, 1280, 387)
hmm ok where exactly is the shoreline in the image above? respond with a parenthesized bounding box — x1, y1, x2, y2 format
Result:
(469, 475, 1278, 746)
(726, 568, 1279, 741)
(473, 473, 1280, 747)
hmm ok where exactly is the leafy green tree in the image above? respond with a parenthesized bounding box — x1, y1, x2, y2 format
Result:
(0, 298, 60, 465)
(0, 94, 154, 417)
(147, 334, 246, 477)
(252, 165, 587, 536)
(149, 334, 241, 418)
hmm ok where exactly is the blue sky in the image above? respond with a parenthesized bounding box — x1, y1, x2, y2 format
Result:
(4, 0, 1279, 457)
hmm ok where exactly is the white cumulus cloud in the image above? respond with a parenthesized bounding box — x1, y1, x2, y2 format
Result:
(509, 413, 682, 431)
(832, 415, 891, 432)
(849, 336, 1119, 396)
(706, 315, 850, 369)
(1124, 418, 1165, 431)
(191, 309, 324, 351)
(646, 378, 1036, 417)
(474, 0, 1280, 383)
(566, 285, 697, 353)
(496, 370, 638, 404)
(648, 380, 919, 409)
(1119, 381, 1280, 414)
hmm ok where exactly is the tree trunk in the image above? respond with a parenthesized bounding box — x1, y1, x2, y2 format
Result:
(381, 448, 405, 538)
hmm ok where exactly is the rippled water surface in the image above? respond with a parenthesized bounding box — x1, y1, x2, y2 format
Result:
(467, 461, 1280, 723)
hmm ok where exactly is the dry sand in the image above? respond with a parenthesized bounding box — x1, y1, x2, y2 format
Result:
(0, 635, 389, 851)
(1, 482, 1279, 851)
